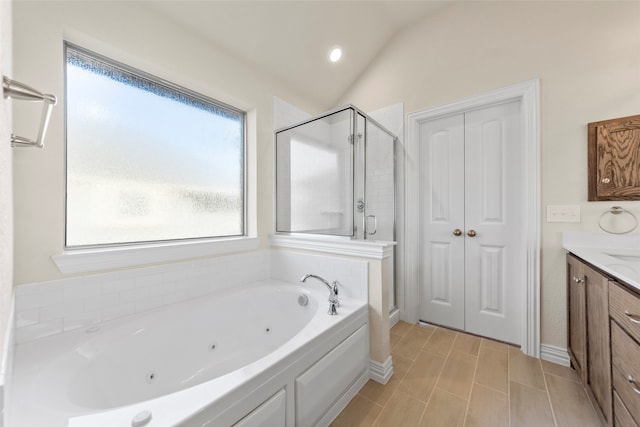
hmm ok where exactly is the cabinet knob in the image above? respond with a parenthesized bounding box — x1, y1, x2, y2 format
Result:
(601, 177, 611, 184)
(572, 276, 584, 284)
(453, 229, 462, 236)
(467, 229, 477, 237)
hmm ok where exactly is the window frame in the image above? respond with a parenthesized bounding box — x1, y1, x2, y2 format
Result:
(63, 41, 248, 251)
(51, 40, 255, 274)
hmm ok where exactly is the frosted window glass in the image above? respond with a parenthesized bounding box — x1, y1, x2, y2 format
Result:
(65, 45, 244, 247)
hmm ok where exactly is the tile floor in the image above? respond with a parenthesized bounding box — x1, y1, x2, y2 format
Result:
(331, 321, 604, 427)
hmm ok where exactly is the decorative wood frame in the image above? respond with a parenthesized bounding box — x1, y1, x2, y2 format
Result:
(588, 114, 640, 201)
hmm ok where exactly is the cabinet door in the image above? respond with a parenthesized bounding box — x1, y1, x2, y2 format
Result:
(295, 325, 368, 427)
(233, 389, 286, 427)
(585, 263, 612, 424)
(567, 254, 587, 383)
(588, 114, 640, 201)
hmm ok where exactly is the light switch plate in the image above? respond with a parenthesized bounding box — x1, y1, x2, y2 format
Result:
(546, 205, 581, 223)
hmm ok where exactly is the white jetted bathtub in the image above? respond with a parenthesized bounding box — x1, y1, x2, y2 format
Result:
(10, 279, 369, 426)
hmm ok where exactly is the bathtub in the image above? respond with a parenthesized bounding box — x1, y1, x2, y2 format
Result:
(10, 279, 369, 426)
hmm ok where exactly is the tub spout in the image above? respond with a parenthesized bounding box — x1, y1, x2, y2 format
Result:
(300, 274, 340, 315)
(300, 274, 331, 289)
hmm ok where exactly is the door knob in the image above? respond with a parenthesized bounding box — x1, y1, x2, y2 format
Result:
(453, 229, 462, 236)
(467, 229, 477, 237)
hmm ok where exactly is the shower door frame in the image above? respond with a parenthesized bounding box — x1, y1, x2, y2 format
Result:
(274, 105, 400, 313)
(273, 105, 397, 243)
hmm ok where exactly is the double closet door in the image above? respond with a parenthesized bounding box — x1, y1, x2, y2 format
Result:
(418, 100, 523, 345)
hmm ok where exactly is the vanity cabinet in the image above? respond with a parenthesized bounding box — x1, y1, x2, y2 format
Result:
(586, 262, 613, 424)
(567, 254, 587, 382)
(588, 114, 640, 201)
(610, 281, 640, 427)
(567, 254, 612, 426)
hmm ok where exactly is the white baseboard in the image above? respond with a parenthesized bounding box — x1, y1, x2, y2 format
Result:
(369, 356, 394, 384)
(389, 308, 399, 328)
(540, 343, 570, 367)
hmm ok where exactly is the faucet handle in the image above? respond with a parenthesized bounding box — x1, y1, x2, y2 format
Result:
(328, 301, 338, 316)
(330, 281, 340, 307)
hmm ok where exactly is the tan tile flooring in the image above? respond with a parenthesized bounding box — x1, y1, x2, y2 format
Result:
(331, 321, 604, 427)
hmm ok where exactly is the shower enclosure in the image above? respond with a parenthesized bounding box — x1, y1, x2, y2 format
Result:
(275, 105, 397, 307)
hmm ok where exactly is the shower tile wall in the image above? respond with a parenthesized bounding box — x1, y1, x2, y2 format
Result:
(365, 148, 395, 241)
(277, 113, 353, 235)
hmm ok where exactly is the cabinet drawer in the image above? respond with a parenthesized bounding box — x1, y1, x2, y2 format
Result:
(612, 321, 640, 422)
(610, 282, 640, 343)
(615, 390, 639, 427)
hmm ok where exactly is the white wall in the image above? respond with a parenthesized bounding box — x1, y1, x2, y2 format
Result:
(339, 1, 640, 348)
(0, 0, 13, 386)
(13, 0, 640, 352)
(12, 1, 321, 285)
(0, 2, 13, 423)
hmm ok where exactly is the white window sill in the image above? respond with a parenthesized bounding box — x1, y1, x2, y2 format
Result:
(52, 236, 261, 275)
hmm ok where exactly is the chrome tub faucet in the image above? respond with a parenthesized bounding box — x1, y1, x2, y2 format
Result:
(300, 274, 340, 315)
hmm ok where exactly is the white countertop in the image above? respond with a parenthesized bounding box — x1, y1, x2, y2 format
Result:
(563, 232, 640, 292)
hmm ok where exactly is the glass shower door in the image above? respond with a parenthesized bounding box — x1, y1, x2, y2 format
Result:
(363, 118, 395, 242)
(364, 117, 396, 309)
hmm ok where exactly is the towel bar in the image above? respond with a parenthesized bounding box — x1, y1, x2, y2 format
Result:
(3, 75, 57, 148)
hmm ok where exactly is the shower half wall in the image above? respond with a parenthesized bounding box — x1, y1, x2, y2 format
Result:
(275, 105, 397, 308)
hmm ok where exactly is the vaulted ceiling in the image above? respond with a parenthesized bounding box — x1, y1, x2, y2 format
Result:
(147, 1, 446, 108)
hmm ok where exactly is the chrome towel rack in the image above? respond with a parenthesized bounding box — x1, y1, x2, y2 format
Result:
(598, 206, 639, 234)
(3, 75, 57, 148)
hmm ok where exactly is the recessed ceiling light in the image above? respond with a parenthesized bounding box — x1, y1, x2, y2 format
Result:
(329, 47, 342, 63)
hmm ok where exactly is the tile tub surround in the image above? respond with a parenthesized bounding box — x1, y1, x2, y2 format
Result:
(270, 235, 394, 383)
(332, 321, 603, 427)
(14, 249, 368, 344)
(270, 249, 368, 301)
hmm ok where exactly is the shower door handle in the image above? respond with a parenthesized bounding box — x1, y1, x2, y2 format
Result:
(365, 215, 377, 236)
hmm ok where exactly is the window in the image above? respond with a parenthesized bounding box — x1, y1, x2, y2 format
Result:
(65, 43, 245, 248)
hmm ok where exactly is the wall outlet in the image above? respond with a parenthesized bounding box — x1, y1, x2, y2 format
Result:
(546, 205, 581, 223)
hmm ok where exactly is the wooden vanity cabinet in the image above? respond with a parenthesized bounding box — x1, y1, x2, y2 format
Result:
(585, 263, 612, 424)
(567, 254, 612, 426)
(588, 114, 640, 201)
(610, 281, 640, 427)
(567, 254, 587, 382)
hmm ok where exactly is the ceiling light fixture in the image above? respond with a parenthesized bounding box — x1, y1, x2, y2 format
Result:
(329, 47, 342, 63)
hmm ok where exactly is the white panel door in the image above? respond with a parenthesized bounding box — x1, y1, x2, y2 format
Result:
(418, 114, 465, 330)
(418, 100, 522, 345)
(464, 101, 522, 344)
